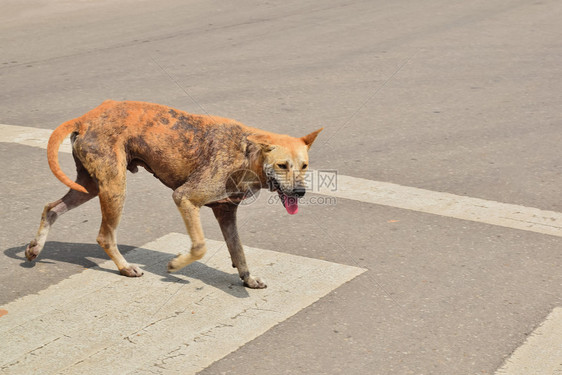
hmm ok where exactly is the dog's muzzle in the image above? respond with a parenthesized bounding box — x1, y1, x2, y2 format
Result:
(293, 186, 306, 197)
(267, 177, 305, 197)
(267, 176, 306, 215)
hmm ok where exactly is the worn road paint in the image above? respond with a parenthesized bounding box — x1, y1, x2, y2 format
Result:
(0, 233, 365, 374)
(0, 124, 72, 153)
(495, 307, 562, 375)
(314, 173, 562, 238)
(1, 123, 561, 237)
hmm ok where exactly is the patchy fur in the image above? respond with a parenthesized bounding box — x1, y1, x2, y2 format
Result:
(27, 100, 322, 288)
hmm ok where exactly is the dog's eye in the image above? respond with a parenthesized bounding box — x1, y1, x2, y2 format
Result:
(302, 163, 308, 169)
(277, 163, 288, 170)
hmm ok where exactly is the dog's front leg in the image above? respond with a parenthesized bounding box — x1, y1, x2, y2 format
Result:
(211, 203, 267, 289)
(167, 192, 207, 273)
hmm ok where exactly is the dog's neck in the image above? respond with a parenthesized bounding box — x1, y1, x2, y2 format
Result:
(245, 142, 269, 188)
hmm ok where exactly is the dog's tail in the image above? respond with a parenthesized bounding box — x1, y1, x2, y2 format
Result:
(47, 120, 88, 194)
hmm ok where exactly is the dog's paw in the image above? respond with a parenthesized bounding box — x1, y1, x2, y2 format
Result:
(167, 258, 182, 273)
(25, 240, 41, 261)
(119, 264, 144, 277)
(244, 276, 267, 289)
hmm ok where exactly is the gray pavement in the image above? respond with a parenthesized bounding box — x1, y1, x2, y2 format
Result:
(1, 1, 561, 374)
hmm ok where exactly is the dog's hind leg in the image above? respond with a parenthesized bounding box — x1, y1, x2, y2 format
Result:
(167, 192, 208, 273)
(26, 158, 99, 261)
(96, 172, 143, 277)
(211, 203, 267, 289)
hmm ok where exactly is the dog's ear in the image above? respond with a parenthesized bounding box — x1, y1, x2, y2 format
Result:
(301, 128, 323, 149)
(247, 134, 276, 152)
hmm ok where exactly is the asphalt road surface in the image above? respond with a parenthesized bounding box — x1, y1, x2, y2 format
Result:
(1, 1, 561, 374)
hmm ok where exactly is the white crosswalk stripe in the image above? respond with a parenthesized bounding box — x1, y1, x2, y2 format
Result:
(0, 233, 365, 374)
(495, 307, 562, 375)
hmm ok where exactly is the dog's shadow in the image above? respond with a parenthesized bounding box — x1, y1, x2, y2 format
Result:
(4, 242, 250, 299)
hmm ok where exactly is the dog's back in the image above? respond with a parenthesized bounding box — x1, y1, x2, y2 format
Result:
(65, 100, 254, 190)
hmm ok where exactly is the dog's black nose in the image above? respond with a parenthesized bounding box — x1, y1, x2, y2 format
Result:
(294, 187, 306, 197)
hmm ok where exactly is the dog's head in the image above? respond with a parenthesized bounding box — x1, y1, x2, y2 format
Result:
(248, 128, 323, 215)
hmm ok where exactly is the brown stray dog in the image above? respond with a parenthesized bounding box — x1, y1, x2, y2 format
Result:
(26, 100, 322, 288)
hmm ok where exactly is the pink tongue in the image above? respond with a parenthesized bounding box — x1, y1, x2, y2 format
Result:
(283, 195, 299, 215)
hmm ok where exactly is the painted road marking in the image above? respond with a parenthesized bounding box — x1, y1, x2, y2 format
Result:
(1, 123, 561, 238)
(0, 232, 365, 374)
(495, 307, 562, 375)
(0, 123, 72, 153)
(316, 174, 562, 238)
